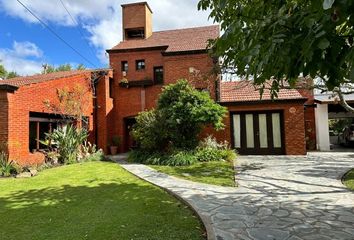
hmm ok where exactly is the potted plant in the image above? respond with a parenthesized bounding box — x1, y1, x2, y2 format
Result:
(110, 135, 121, 155)
(119, 78, 129, 88)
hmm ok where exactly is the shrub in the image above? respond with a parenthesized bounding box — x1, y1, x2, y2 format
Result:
(196, 136, 236, 162)
(132, 80, 227, 151)
(132, 110, 169, 151)
(0, 151, 16, 177)
(128, 149, 197, 166)
(42, 125, 88, 164)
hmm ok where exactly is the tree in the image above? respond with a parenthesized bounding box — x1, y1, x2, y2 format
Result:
(132, 80, 227, 151)
(0, 64, 6, 79)
(0, 64, 19, 79)
(43, 83, 92, 125)
(198, 0, 354, 110)
(43, 63, 86, 74)
(6, 71, 19, 79)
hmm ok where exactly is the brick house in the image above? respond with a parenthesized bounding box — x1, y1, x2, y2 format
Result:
(0, 1, 315, 165)
(0, 70, 113, 165)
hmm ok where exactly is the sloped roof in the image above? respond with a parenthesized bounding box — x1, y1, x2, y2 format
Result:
(108, 25, 219, 53)
(0, 70, 91, 89)
(220, 81, 306, 103)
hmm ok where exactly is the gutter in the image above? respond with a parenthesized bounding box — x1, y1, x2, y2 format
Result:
(0, 84, 18, 92)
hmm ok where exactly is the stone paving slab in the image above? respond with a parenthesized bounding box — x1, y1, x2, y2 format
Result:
(111, 153, 354, 240)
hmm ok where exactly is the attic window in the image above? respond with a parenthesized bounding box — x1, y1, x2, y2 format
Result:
(126, 28, 145, 39)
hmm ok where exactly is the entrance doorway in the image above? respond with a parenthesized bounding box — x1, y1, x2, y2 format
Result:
(124, 117, 137, 151)
(231, 111, 285, 155)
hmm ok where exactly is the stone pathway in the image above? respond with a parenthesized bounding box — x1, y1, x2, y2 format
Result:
(111, 152, 354, 240)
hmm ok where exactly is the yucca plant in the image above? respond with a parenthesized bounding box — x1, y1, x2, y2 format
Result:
(43, 124, 88, 164)
(0, 151, 15, 177)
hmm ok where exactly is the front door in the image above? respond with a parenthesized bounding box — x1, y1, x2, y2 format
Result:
(231, 111, 285, 155)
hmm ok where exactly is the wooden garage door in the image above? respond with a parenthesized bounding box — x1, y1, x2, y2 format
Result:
(231, 111, 285, 155)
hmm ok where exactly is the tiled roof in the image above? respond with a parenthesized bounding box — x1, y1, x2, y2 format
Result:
(220, 80, 306, 103)
(0, 70, 91, 88)
(109, 25, 219, 53)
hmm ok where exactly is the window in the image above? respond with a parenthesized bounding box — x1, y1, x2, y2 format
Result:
(154, 66, 164, 84)
(125, 29, 145, 39)
(109, 77, 114, 98)
(136, 60, 145, 70)
(121, 61, 128, 72)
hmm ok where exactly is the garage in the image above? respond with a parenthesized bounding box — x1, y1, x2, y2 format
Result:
(230, 111, 285, 155)
(219, 81, 308, 155)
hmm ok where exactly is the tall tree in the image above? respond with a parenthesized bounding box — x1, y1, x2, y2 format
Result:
(42, 64, 85, 74)
(6, 71, 19, 79)
(0, 64, 7, 79)
(198, 0, 354, 110)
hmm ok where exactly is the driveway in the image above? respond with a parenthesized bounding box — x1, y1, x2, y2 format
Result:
(114, 152, 354, 240)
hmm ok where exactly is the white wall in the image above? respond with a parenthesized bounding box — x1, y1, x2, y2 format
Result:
(315, 104, 330, 151)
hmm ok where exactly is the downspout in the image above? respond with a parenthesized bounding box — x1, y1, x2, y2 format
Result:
(91, 71, 107, 146)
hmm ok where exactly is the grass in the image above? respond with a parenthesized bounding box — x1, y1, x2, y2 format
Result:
(150, 161, 236, 187)
(343, 168, 354, 190)
(0, 162, 205, 240)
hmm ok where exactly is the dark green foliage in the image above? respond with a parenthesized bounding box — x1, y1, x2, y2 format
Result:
(129, 137, 236, 166)
(43, 63, 86, 74)
(132, 80, 227, 151)
(128, 149, 197, 166)
(198, 0, 354, 91)
(132, 110, 167, 151)
(6, 71, 19, 79)
(0, 64, 5, 79)
(0, 64, 19, 79)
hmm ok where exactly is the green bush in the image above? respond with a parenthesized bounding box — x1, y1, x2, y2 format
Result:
(128, 149, 197, 166)
(132, 80, 227, 151)
(132, 110, 168, 151)
(0, 151, 16, 177)
(196, 136, 236, 162)
(82, 149, 106, 162)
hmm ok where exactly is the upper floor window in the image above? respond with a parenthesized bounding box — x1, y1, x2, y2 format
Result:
(109, 77, 114, 98)
(154, 66, 164, 84)
(125, 28, 145, 39)
(121, 61, 128, 72)
(136, 60, 145, 70)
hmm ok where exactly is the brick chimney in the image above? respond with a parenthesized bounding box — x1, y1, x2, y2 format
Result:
(121, 2, 153, 40)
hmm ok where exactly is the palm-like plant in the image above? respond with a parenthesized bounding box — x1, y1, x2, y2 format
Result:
(43, 125, 88, 164)
(0, 151, 14, 177)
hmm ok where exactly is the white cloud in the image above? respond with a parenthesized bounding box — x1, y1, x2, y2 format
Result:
(0, 0, 213, 64)
(13, 41, 43, 58)
(0, 41, 43, 75)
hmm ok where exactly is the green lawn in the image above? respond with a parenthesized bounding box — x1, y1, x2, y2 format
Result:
(150, 161, 236, 187)
(343, 168, 354, 190)
(0, 162, 205, 240)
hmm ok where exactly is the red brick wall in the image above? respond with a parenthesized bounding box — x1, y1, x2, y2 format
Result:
(95, 71, 114, 153)
(0, 91, 9, 145)
(108, 50, 217, 152)
(204, 101, 307, 155)
(297, 79, 316, 150)
(5, 73, 93, 166)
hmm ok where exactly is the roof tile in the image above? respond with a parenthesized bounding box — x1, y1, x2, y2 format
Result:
(220, 80, 306, 102)
(109, 25, 219, 52)
(0, 70, 90, 88)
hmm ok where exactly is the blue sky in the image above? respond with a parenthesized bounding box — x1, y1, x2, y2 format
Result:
(0, 0, 212, 75)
